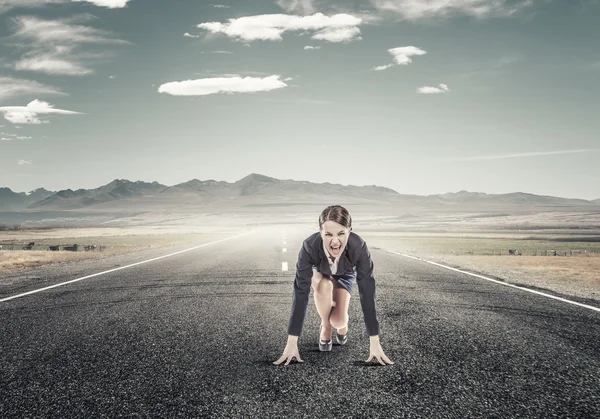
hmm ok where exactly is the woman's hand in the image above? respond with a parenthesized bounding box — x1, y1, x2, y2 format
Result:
(273, 335, 304, 366)
(366, 335, 394, 366)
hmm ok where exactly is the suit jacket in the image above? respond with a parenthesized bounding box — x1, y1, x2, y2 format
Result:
(287, 231, 380, 337)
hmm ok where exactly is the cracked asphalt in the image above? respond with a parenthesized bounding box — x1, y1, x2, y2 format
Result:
(1, 224, 599, 418)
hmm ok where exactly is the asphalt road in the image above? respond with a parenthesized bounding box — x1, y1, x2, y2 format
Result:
(1, 225, 599, 418)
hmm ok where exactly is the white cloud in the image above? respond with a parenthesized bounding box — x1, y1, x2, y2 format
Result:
(184, 32, 200, 38)
(389, 46, 427, 64)
(10, 15, 129, 76)
(372, 46, 426, 70)
(0, 76, 65, 100)
(304, 45, 321, 50)
(276, 0, 316, 14)
(0, 99, 82, 124)
(72, 0, 131, 8)
(372, 63, 393, 71)
(158, 75, 288, 96)
(18, 159, 32, 165)
(1, 137, 12, 141)
(212, 4, 230, 8)
(312, 26, 361, 43)
(370, 0, 534, 20)
(417, 83, 449, 94)
(11, 15, 129, 45)
(109, 75, 115, 79)
(16, 50, 94, 75)
(197, 13, 362, 43)
(0, 0, 130, 13)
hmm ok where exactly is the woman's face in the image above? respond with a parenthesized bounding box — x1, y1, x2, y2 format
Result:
(320, 220, 351, 258)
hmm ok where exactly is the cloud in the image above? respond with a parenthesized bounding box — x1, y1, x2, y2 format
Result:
(15, 49, 95, 75)
(372, 63, 393, 71)
(197, 13, 362, 43)
(0, 76, 66, 100)
(11, 15, 129, 45)
(372, 46, 426, 70)
(0, 99, 82, 124)
(9, 15, 130, 76)
(370, 0, 534, 20)
(18, 159, 32, 165)
(72, 0, 131, 8)
(417, 83, 449, 94)
(1, 132, 31, 140)
(158, 75, 288, 96)
(304, 45, 321, 50)
(389, 46, 427, 65)
(184, 32, 200, 38)
(0, 0, 130, 12)
(312, 26, 361, 42)
(212, 4, 230, 8)
(446, 148, 600, 162)
(276, 0, 316, 14)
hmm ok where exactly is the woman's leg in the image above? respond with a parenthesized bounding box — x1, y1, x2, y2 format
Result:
(311, 269, 335, 341)
(330, 284, 351, 335)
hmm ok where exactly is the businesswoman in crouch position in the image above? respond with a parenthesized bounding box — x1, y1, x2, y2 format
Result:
(274, 205, 393, 366)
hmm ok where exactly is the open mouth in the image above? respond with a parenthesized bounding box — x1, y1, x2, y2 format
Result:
(330, 245, 341, 254)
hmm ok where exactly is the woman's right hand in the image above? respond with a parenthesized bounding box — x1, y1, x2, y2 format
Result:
(273, 336, 304, 365)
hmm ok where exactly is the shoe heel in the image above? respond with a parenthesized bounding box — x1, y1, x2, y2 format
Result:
(319, 339, 332, 351)
(319, 324, 332, 352)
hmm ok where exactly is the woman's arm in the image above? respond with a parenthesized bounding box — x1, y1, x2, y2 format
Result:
(287, 242, 315, 337)
(354, 240, 381, 337)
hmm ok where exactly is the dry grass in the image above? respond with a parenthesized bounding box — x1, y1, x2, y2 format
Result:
(0, 226, 238, 273)
(361, 232, 600, 302)
(0, 249, 122, 271)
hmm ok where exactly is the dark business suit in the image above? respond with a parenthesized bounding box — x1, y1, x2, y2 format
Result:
(287, 231, 380, 338)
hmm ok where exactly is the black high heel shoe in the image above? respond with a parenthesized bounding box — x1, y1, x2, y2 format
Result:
(319, 324, 332, 352)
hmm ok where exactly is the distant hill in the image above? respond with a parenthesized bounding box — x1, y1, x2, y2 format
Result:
(28, 180, 167, 210)
(1, 173, 598, 213)
(0, 187, 54, 211)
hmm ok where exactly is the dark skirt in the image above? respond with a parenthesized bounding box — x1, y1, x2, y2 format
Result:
(313, 265, 356, 295)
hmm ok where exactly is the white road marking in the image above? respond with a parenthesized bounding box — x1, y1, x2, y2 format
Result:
(282, 262, 288, 271)
(282, 248, 287, 252)
(388, 250, 600, 313)
(0, 230, 261, 303)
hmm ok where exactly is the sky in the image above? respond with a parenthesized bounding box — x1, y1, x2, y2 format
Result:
(0, 0, 599, 200)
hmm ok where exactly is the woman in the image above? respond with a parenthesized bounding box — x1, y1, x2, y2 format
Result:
(274, 205, 393, 366)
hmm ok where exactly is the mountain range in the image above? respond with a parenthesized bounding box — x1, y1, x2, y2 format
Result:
(1, 173, 598, 213)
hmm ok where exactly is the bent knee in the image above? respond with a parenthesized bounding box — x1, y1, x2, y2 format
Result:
(312, 271, 334, 293)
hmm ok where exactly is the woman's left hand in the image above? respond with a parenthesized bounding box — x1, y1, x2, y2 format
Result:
(366, 336, 394, 365)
